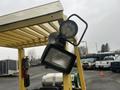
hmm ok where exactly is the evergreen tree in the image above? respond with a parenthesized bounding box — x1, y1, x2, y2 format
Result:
(101, 43, 110, 52)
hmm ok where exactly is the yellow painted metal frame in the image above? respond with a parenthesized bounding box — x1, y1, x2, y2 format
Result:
(74, 46, 86, 90)
(0, 1, 86, 90)
(63, 42, 86, 90)
(18, 48, 26, 90)
(63, 44, 72, 90)
(63, 74, 72, 90)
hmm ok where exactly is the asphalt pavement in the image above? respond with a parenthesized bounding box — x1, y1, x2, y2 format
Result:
(85, 70, 120, 90)
(0, 66, 120, 90)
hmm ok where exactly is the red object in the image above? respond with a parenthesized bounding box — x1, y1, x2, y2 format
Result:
(99, 71, 105, 77)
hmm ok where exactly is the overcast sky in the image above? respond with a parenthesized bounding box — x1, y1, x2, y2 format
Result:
(0, 0, 120, 60)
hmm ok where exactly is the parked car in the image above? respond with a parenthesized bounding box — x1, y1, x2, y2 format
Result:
(95, 56, 115, 69)
(111, 56, 120, 73)
(81, 58, 95, 70)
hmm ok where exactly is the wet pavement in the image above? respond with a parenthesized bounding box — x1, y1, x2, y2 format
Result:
(85, 70, 120, 90)
(0, 66, 120, 90)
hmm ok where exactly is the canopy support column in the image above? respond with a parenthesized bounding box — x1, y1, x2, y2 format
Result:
(74, 46, 86, 90)
(63, 74, 72, 90)
(63, 43, 72, 90)
(18, 48, 26, 90)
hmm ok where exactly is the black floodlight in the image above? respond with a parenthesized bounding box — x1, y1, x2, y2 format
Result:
(60, 20, 78, 38)
(41, 44, 76, 74)
(48, 32, 59, 44)
(41, 14, 88, 74)
(48, 32, 66, 47)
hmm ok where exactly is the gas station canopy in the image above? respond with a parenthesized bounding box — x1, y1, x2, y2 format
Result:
(0, 1, 64, 48)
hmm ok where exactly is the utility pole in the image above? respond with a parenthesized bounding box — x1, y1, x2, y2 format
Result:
(81, 41, 88, 54)
(95, 43, 98, 53)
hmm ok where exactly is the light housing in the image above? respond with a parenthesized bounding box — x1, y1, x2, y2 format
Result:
(41, 44, 76, 74)
(60, 20, 78, 38)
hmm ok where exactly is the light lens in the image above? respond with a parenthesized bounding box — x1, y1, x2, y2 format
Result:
(60, 20, 78, 38)
(41, 44, 76, 73)
(45, 48, 71, 69)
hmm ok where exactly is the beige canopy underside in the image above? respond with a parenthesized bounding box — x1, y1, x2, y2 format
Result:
(0, 1, 64, 48)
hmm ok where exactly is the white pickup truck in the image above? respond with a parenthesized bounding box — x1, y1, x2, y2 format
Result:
(95, 56, 115, 69)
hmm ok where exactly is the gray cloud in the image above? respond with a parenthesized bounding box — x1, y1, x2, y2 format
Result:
(0, 0, 120, 59)
(60, 0, 120, 52)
